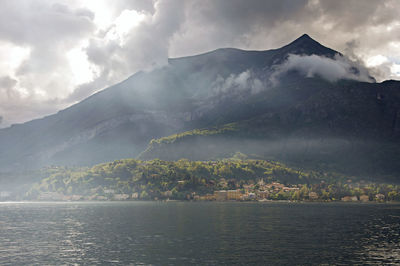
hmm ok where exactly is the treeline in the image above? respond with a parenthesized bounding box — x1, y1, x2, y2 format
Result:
(267, 182, 400, 202)
(25, 159, 400, 201)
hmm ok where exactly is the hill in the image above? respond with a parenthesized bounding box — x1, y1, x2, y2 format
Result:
(138, 78, 400, 180)
(24, 158, 400, 202)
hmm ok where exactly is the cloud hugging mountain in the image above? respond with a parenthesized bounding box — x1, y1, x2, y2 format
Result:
(271, 54, 374, 83)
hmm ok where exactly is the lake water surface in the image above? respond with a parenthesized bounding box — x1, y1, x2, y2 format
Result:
(0, 201, 399, 265)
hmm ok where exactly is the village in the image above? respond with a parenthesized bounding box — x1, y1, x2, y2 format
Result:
(192, 180, 386, 202)
(193, 181, 300, 201)
(30, 178, 392, 203)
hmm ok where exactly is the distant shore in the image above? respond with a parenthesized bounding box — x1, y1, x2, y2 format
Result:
(1, 199, 399, 204)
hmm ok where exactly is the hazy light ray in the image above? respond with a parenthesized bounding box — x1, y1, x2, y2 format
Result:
(67, 43, 95, 85)
(0, 42, 30, 75)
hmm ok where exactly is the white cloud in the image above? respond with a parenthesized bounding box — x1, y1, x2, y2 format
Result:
(0, 42, 30, 71)
(212, 70, 264, 95)
(392, 64, 400, 76)
(271, 54, 375, 83)
(366, 55, 389, 67)
(112, 10, 147, 43)
(0, 0, 182, 127)
(66, 44, 95, 85)
(0, 0, 96, 126)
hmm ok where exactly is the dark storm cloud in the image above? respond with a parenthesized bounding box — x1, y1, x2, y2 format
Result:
(315, 0, 399, 28)
(171, 0, 400, 57)
(193, 0, 310, 32)
(0, 1, 94, 45)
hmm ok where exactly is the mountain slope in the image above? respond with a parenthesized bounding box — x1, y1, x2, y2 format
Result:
(0, 34, 398, 181)
(139, 78, 400, 180)
(0, 34, 344, 170)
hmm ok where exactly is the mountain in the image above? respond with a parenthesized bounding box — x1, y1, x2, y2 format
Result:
(0, 34, 399, 181)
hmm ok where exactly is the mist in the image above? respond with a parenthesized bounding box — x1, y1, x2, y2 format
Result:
(211, 70, 264, 95)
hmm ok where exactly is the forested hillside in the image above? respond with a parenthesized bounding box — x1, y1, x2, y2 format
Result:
(25, 158, 400, 202)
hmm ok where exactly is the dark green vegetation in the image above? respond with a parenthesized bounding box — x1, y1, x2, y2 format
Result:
(0, 34, 399, 187)
(25, 159, 400, 202)
(139, 79, 400, 181)
(138, 77, 400, 180)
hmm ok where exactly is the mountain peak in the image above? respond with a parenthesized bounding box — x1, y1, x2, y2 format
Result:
(298, 33, 312, 40)
(290, 33, 321, 46)
(281, 33, 339, 58)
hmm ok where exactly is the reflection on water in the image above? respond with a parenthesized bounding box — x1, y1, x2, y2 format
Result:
(0, 202, 399, 265)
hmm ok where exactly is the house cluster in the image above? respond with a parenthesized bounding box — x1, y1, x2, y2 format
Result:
(194, 181, 300, 201)
(34, 176, 394, 202)
(341, 194, 384, 202)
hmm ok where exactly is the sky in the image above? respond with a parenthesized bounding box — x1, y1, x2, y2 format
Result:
(0, 0, 400, 127)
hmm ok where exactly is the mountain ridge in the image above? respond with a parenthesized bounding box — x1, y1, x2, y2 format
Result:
(1, 33, 336, 130)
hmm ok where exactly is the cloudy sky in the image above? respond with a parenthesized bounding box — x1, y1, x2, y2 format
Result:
(0, 0, 400, 127)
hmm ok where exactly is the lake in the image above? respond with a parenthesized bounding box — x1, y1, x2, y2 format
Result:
(0, 201, 399, 265)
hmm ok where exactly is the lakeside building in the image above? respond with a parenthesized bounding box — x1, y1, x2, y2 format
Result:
(38, 192, 64, 201)
(215, 190, 227, 201)
(114, 194, 130, 200)
(256, 191, 269, 199)
(96, 196, 107, 200)
(308, 192, 319, 200)
(359, 195, 370, 202)
(283, 187, 299, 192)
(227, 190, 242, 200)
(214, 190, 243, 201)
(71, 195, 83, 201)
(341, 196, 358, 202)
(198, 194, 215, 201)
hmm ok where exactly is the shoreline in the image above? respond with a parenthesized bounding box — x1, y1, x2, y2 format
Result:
(1, 200, 399, 204)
